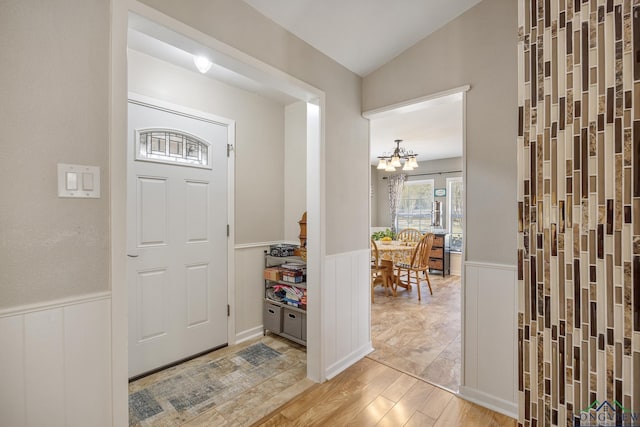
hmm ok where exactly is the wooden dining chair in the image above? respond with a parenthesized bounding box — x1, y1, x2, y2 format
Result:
(371, 239, 392, 302)
(393, 233, 435, 300)
(396, 228, 423, 243)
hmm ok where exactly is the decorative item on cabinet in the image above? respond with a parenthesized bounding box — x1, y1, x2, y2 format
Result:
(294, 211, 307, 262)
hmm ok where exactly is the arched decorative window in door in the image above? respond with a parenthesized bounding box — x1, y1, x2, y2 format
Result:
(136, 129, 211, 169)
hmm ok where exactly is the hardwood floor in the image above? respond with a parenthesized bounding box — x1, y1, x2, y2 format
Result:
(370, 274, 461, 391)
(252, 357, 516, 426)
(129, 274, 512, 426)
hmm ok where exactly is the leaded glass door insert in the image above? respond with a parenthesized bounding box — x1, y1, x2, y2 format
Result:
(136, 129, 211, 169)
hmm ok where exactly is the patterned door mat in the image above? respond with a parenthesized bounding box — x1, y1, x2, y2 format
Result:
(129, 340, 304, 426)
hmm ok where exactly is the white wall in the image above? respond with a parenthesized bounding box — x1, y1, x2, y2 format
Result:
(284, 102, 307, 243)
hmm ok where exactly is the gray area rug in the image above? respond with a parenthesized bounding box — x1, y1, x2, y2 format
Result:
(129, 342, 285, 426)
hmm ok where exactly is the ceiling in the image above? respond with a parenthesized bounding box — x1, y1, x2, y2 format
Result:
(128, 14, 300, 105)
(243, 1, 472, 163)
(369, 92, 464, 165)
(129, 5, 469, 164)
(242, 0, 482, 77)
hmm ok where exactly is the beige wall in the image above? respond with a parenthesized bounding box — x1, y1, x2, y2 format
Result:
(0, 0, 369, 309)
(128, 49, 286, 244)
(363, 0, 518, 265)
(140, 0, 370, 256)
(0, 0, 110, 309)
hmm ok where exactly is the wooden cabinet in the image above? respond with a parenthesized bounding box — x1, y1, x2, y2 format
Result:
(429, 233, 450, 276)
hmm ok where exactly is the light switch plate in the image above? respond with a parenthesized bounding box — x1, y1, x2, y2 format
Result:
(57, 163, 101, 198)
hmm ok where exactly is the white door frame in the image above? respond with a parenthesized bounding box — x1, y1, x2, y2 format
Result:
(363, 84, 469, 391)
(110, 1, 326, 424)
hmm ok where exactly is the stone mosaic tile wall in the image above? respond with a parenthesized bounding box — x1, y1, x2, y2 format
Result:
(517, 0, 640, 425)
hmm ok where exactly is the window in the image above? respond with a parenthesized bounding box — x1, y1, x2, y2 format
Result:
(396, 179, 434, 232)
(447, 177, 463, 252)
(136, 129, 211, 168)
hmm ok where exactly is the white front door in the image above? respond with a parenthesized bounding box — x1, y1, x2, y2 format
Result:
(127, 98, 229, 378)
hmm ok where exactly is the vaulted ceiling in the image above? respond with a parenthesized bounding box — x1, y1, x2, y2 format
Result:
(242, 0, 482, 77)
(242, 0, 475, 163)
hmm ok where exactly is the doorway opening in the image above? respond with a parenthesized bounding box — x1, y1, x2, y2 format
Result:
(364, 87, 468, 393)
(111, 5, 325, 424)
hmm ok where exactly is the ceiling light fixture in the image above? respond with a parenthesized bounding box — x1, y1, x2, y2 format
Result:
(193, 55, 212, 74)
(376, 139, 419, 172)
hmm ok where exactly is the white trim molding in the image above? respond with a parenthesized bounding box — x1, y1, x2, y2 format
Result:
(234, 240, 299, 250)
(459, 385, 518, 419)
(362, 85, 471, 119)
(325, 343, 374, 380)
(235, 325, 264, 344)
(0, 291, 111, 318)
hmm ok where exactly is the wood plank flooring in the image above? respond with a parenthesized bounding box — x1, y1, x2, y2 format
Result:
(252, 357, 516, 426)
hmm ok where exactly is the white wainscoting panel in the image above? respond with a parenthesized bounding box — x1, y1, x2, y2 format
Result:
(0, 293, 112, 427)
(24, 309, 66, 426)
(323, 249, 373, 379)
(63, 299, 112, 425)
(0, 315, 26, 427)
(460, 261, 517, 418)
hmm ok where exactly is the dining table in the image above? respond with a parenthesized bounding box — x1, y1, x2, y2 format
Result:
(374, 240, 417, 294)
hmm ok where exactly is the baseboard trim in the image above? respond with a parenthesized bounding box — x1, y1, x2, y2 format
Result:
(458, 385, 518, 420)
(235, 326, 264, 344)
(234, 241, 279, 250)
(234, 240, 300, 250)
(0, 290, 112, 318)
(325, 342, 374, 380)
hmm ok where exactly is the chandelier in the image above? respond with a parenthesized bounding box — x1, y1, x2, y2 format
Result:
(376, 139, 419, 172)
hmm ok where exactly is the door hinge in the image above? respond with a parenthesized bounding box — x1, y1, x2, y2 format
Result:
(227, 224, 230, 237)
(227, 144, 234, 157)
(227, 304, 230, 317)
